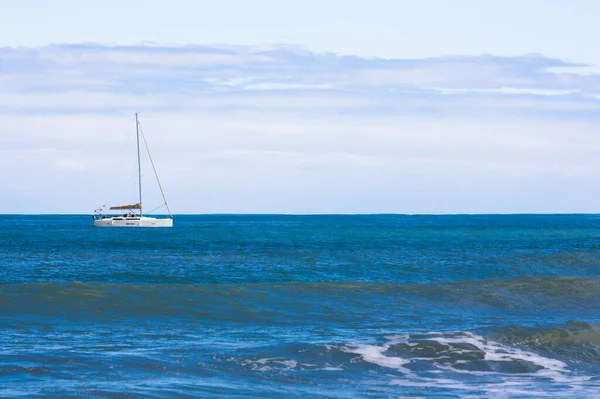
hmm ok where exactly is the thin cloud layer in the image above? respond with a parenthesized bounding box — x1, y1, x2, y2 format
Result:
(1, 44, 599, 117)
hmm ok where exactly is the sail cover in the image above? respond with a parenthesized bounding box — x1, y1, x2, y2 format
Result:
(109, 203, 142, 210)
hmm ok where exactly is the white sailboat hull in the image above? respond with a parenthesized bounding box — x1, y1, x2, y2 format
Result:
(93, 216, 173, 228)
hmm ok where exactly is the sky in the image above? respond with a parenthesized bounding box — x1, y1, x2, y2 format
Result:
(1, 0, 600, 214)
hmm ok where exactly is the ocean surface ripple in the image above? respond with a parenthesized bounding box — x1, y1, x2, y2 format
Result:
(1, 214, 599, 398)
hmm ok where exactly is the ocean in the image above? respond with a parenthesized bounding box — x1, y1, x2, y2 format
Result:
(1, 214, 599, 398)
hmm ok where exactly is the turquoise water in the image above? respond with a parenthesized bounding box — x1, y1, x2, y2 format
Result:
(1, 214, 599, 397)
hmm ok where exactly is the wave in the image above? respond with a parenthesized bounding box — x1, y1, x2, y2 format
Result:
(1, 319, 599, 397)
(219, 324, 600, 398)
(0, 275, 598, 316)
(497, 321, 600, 346)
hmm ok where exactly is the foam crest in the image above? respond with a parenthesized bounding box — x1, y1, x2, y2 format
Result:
(343, 342, 410, 371)
(339, 331, 600, 396)
(429, 332, 569, 376)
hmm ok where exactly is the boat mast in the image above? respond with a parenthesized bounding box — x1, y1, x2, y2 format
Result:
(136, 112, 143, 217)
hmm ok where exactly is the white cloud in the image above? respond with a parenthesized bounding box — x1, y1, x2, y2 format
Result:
(2, 44, 600, 213)
(432, 87, 579, 96)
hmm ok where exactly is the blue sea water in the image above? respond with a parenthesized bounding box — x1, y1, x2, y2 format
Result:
(1, 214, 600, 398)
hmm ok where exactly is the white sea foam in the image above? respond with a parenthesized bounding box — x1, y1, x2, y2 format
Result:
(320, 366, 343, 371)
(346, 344, 410, 369)
(239, 357, 303, 372)
(428, 332, 570, 377)
(342, 331, 600, 396)
(342, 335, 411, 372)
(232, 331, 599, 396)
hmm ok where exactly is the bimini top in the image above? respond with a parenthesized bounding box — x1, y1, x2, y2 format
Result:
(109, 203, 142, 210)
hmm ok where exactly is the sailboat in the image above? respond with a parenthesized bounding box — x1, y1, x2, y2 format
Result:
(92, 113, 174, 227)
